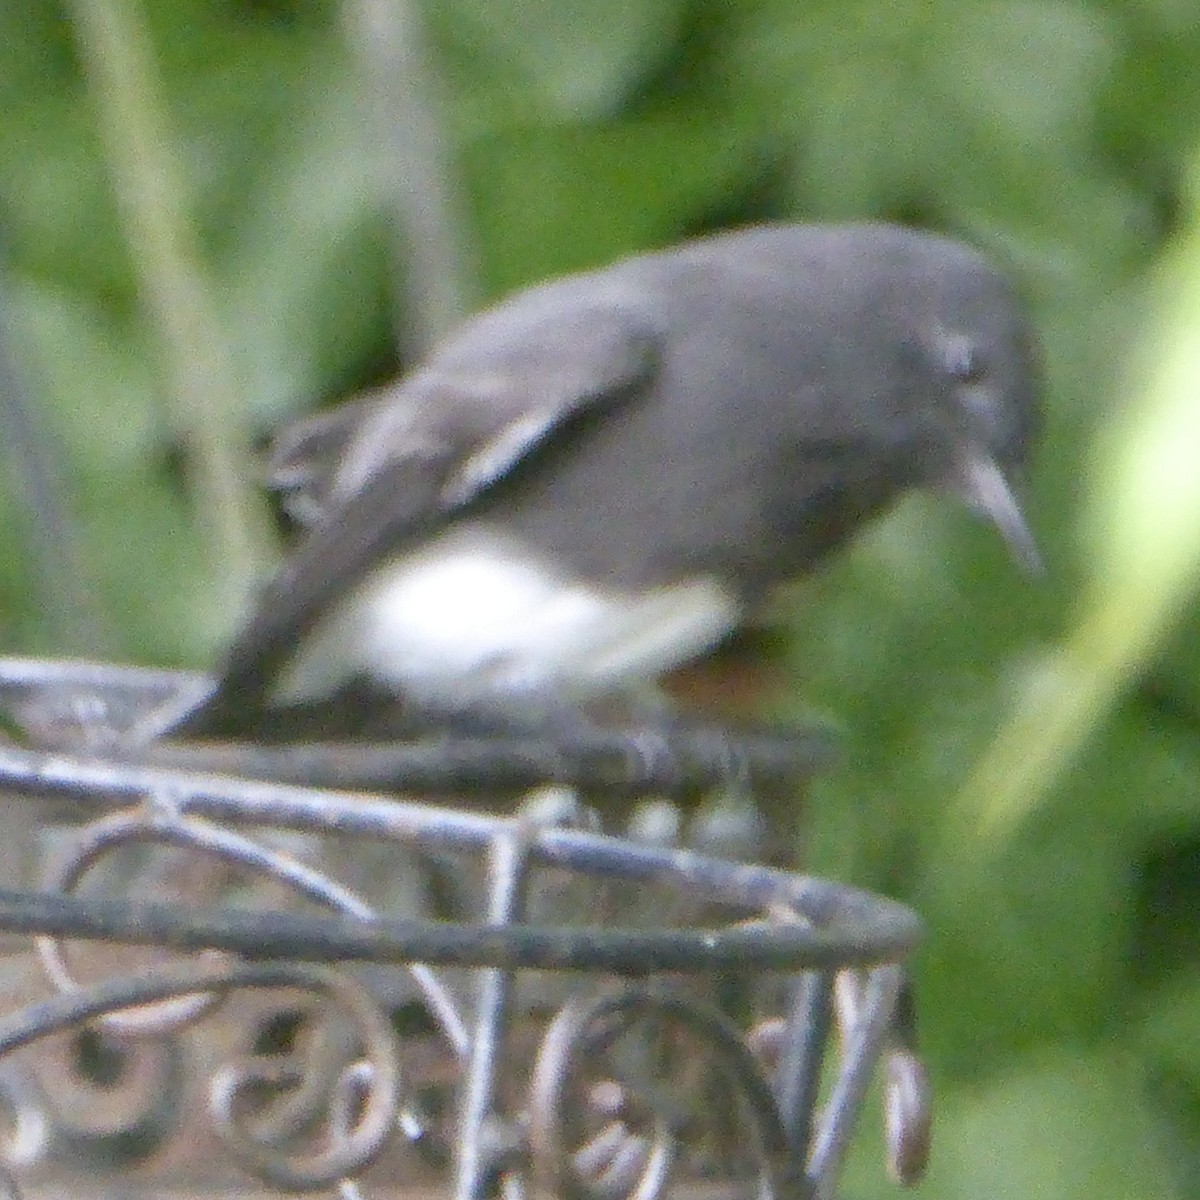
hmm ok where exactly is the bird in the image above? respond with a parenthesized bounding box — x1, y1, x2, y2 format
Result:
(158, 222, 1040, 743)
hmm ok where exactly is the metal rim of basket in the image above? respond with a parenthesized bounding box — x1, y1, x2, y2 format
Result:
(0, 656, 930, 1200)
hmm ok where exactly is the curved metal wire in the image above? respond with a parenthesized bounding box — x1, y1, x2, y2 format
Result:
(527, 986, 796, 1200)
(0, 656, 930, 1199)
(34, 806, 469, 1052)
(0, 960, 402, 1190)
(0, 655, 839, 798)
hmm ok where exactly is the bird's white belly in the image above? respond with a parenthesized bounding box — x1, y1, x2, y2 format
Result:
(272, 523, 741, 708)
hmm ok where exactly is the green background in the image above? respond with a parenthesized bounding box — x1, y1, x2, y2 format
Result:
(3, 1, 1200, 1196)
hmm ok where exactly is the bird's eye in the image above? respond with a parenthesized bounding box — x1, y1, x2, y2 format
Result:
(944, 337, 986, 384)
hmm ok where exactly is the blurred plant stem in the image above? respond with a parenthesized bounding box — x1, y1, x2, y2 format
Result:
(0, 285, 110, 654)
(342, 0, 477, 358)
(955, 154, 1200, 847)
(66, 0, 276, 616)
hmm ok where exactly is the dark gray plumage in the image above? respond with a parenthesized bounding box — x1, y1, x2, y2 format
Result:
(164, 222, 1040, 741)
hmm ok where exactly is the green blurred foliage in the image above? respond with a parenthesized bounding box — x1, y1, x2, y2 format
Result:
(2, 1, 1199, 1196)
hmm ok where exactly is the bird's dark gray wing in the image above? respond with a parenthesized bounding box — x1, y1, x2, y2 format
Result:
(170, 299, 662, 735)
(264, 393, 383, 527)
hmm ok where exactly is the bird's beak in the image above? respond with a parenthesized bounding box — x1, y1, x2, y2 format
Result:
(954, 452, 1042, 573)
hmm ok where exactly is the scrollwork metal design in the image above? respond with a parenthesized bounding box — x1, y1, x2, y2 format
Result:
(33, 804, 470, 1054)
(0, 656, 929, 1199)
(0, 960, 405, 1191)
(528, 985, 797, 1200)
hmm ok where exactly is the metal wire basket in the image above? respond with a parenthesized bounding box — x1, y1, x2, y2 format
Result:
(0, 656, 928, 1200)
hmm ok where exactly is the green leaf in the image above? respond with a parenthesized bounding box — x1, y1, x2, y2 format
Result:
(924, 1050, 1177, 1200)
(438, 0, 685, 117)
(463, 114, 759, 295)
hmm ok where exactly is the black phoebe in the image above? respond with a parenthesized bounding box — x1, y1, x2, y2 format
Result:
(160, 223, 1040, 741)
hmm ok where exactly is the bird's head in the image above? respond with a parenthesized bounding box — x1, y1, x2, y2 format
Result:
(916, 244, 1042, 571)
